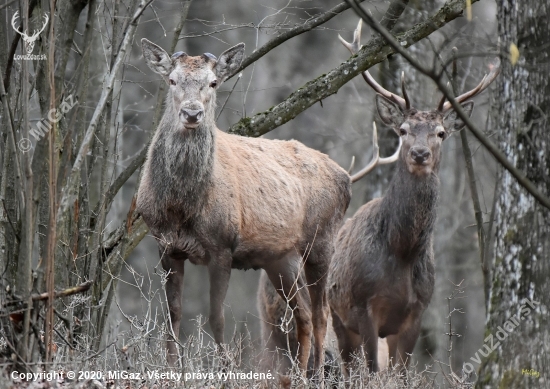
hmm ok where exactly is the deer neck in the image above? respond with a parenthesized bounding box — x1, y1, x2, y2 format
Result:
(381, 159, 440, 259)
(152, 110, 216, 217)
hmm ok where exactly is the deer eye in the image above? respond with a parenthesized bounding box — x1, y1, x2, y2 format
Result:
(169, 79, 176, 86)
(437, 130, 446, 139)
(209, 80, 218, 88)
(399, 127, 407, 136)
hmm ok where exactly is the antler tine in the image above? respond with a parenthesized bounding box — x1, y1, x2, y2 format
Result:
(378, 135, 402, 165)
(437, 94, 446, 111)
(361, 71, 408, 110)
(339, 19, 408, 111)
(347, 155, 356, 174)
(11, 11, 23, 35)
(441, 59, 501, 111)
(401, 71, 410, 110)
(338, 19, 363, 55)
(351, 122, 402, 183)
(437, 81, 452, 111)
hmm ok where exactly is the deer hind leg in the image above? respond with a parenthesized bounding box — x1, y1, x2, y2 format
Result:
(257, 270, 295, 375)
(330, 310, 362, 377)
(386, 315, 422, 370)
(395, 316, 422, 368)
(160, 247, 185, 366)
(265, 259, 312, 374)
(357, 311, 380, 372)
(304, 257, 330, 380)
(386, 334, 399, 368)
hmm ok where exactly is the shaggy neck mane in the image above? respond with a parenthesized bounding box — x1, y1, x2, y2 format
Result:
(380, 158, 440, 259)
(149, 101, 216, 220)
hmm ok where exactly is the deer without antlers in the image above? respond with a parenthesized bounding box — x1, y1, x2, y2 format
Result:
(328, 20, 499, 373)
(11, 11, 49, 54)
(136, 38, 398, 376)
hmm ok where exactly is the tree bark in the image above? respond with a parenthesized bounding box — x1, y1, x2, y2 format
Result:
(477, 1, 549, 387)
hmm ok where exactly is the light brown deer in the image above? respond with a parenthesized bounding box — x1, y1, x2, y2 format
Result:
(136, 38, 394, 375)
(328, 20, 500, 373)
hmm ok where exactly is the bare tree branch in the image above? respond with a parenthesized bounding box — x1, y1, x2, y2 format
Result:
(380, 0, 410, 31)
(57, 0, 153, 222)
(228, 0, 479, 137)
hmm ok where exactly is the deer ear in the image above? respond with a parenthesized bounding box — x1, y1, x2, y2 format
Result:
(444, 101, 474, 132)
(376, 94, 404, 131)
(215, 43, 245, 84)
(142, 38, 173, 78)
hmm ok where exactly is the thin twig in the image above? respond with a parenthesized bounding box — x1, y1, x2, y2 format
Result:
(229, 0, 367, 79)
(451, 48, 488, 307)
(217, 73, 242, 121)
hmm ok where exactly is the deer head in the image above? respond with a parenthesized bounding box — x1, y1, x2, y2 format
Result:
(141, 39, 245, 130)
(340, 19, 500, 176)
(12, 11, 49, 54)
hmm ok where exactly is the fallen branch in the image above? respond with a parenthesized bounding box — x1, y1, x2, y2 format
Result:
(4, 281, 93, 306)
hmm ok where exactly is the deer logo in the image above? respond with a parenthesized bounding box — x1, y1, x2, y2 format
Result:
(11, 11, 49, 55)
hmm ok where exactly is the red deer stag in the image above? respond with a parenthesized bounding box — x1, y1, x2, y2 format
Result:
(137, 38, 387, 375)
(257, 126, 399, 378)
(327, 20, 500, 373)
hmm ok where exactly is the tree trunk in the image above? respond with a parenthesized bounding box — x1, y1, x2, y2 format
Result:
(477, 1, 549, 387)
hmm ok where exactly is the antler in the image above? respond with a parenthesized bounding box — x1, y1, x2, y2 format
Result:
(11, 11, 24, 37)
(11, 11, 49, 39)
(437, 58, 501, 112)
(28, 13, 49, 40)
(339, 19, 411, 111)
(350, 122, 402, 183)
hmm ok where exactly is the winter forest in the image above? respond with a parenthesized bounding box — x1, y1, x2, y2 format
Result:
(0, 0, 548, 388)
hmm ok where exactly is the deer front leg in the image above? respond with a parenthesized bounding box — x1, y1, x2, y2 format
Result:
(208, 259, 231, 345)
(161, 251, 185, 366)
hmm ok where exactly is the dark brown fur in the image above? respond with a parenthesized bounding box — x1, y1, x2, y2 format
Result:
(258, 271, 388, 378)
(328, 95, 474, 373)
(137, 39, 351, 374)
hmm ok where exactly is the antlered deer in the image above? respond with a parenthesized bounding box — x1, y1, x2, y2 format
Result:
(137, 38, 388, 374)
(328, 21, 500, 373)
(257, 126, 399, 378)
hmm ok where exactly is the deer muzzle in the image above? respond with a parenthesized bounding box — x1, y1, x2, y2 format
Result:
(180, 102, 204, 128)
(410, 147, 431, 165)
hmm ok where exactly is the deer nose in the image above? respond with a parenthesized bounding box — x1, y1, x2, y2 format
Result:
(410, 147, 431, 164)
(181, 108, 203, 124)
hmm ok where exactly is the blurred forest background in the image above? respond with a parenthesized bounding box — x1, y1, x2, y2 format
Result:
(0, 0, 547, 387)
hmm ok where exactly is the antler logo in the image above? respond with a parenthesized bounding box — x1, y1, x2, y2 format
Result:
(11, 11, 49, 55)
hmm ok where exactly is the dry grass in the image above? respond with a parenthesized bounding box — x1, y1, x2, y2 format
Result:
(0, 265, 477, 389)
